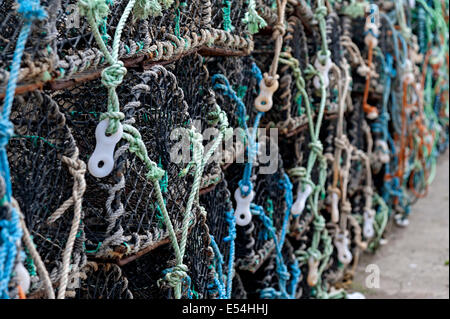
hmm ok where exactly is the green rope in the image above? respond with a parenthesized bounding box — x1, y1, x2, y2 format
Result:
(24, 237, 37, 277)
(279, 54, 306, 116)
(341, 0, 367, 18)
(266, 198, 274, 221)
(12, 134, 58, 149)
(367, 194, 389, 252)
(283, 54, 330, 294)
(158, 105, 232, 299)
(242, 0, 267, 34)
(174, 6, 181, 39)
(78, 1, 187, 294)
(133, 0, 163, 19)
(314, 0, 329, 58)
(222, 0, 235, 32)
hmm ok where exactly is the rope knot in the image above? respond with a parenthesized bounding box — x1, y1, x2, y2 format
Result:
(308, 141, 323, 155)
(279, 268, 291, 282)
(313, 215, 325, 232)
(217, 110, 231, 135)
(334, 136, 349, 150)
(272, 23, 286, 38)
(206, 106, 221, 126)
(260, 287, 283, 299)
(63, 156, 87, 177)
(287, 167, 307, 180)
(101, 61, 127, 88)
(189, 128, 204, 165)
(17, 0, 47, 21)
(363, 186, 374, 197)
(304, 64, 319, 79)
(329, 186, 341, 198)
(238, 179, 253, 197)
(146, 163, 165, 182)
(159, 264, 189, 288)
(314, 5, 328, 22)
(99, 111, 125, 134)
(78, 0, 110, 24)
(342, 201, 352, 214)
(307, 247, 322, 261)
(100, 111, 125, 121)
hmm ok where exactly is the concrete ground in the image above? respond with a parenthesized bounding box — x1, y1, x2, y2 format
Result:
(351, 150, 449, 299)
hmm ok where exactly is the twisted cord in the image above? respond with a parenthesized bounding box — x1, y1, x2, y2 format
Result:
(0, 0, 47, 300)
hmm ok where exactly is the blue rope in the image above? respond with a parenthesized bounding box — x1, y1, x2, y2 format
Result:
(0, 0, 47, 300)
(381, 12, 408, 69)
(372, 52, 400, 210)
(376, 52, 409, 215)
(211, 74, 252, 140)
(1, 0, 47, 201)
(239, 62, 264, 196)
(252, 203, 289, 299)
(238, 111, 263, 196)
(251, 62, 263, 87)
(288, 259, 301, 298)
(211, 63, 264, 197)
(0, 206, 22, 299)
(209, 235, 227, 299)
(223, 209, 236, 299)
(213, 65, 300, 299)
(208, 209, 236, 299)
(254, 173, 300, 299)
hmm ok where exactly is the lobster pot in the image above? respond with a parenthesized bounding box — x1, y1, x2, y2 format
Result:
(49, 66, 196, 264)
(1, 0, 253, 91)
(168, 54, 226, 190)
(7, 91, 86, 298)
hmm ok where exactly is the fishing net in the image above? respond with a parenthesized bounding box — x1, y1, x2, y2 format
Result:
(0, 0, 56, 87)
(49, 66, 196, 262)
(7, 90, 86, 298)
(77, 262, 133, 299)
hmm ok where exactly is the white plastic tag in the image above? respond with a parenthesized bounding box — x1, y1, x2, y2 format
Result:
(291, 183, 313, 216)
(88, 119, 123, 178)
(234, 186, 255, 226)
(334, 232, 353, 265)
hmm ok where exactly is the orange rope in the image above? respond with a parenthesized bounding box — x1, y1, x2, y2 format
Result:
(18, 285, 26, 299)
(409, 116, 430, 198)
(421, 49, 432, 90)
(362, 41, 378, 117)
(443, 0, 449, 23)
(397, 81, 409, 185)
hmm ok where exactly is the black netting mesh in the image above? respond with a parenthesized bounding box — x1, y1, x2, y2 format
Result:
(49, 67, 194, 260)
(7, 90, 86, 297)
(77, 262, 133, 299)
(1, 0, 448, 301)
